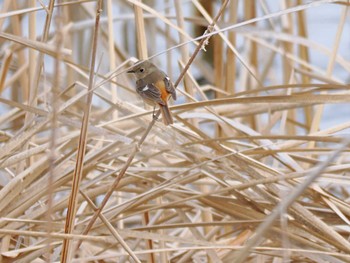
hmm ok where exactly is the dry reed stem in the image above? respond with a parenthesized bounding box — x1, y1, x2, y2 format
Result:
(45, 1, 61, 261)
(61, 0, 103, 262)
(232, 138, 350, 262)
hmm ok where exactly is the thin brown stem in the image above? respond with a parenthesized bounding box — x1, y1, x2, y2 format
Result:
(61, 0, 103, 262)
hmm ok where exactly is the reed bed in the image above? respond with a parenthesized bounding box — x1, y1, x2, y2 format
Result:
(1, 0, 350, 262)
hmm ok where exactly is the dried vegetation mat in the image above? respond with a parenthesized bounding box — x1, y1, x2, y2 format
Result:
(1, 0, 350, 262)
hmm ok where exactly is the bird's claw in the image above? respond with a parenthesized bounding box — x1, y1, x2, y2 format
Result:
(152, 113, 159, 121)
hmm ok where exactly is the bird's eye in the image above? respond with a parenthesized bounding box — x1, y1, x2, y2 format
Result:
(140, 68, 144, 72)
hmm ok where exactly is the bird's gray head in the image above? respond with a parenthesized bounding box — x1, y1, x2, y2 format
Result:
(127, 60, 157, 80)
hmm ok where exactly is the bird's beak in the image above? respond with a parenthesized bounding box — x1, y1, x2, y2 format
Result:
(127, 68, 135, 73)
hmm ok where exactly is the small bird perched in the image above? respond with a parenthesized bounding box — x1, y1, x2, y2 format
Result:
(127, 60, 176, 125)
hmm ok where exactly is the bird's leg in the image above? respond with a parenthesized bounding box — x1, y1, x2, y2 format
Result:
(152, 105, 159, 121)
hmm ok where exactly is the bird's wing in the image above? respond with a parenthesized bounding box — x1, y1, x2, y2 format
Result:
(136, 80, 165, 105)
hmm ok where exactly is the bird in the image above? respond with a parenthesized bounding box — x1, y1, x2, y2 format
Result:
(127, 60, 176, 125)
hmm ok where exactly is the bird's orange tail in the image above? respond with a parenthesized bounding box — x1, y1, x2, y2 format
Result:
(159, 104, 173, 125)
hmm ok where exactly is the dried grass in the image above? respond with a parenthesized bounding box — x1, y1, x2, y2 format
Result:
(1, 0, 350, 262)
